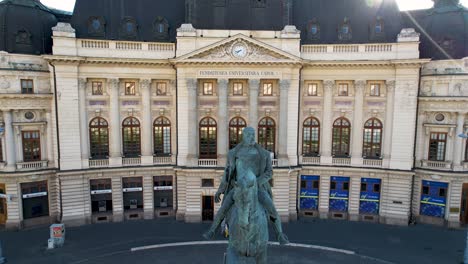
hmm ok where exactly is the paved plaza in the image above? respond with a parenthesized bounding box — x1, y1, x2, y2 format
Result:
(0, 219, 465, 264)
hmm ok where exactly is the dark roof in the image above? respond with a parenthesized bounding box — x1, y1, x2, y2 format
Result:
(0, 0, 59, 55)
(403, 0, 468, 60)
(70, 0, 186, 42)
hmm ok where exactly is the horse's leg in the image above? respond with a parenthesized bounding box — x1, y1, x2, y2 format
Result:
(256, 246, 268, 264)
(226, 246, 240, 264)
(203, 192, 235, 240)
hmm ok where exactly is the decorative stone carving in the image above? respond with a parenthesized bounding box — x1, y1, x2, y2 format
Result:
(186, 78, 197, 90)
(397, 28, 420, 42)
(386, 80, 396, 92)
(78, 78, 87, 90)
(140, 79, 151, 89)
(279, 80, 291, 91)
(0, 77, 11, 92)
(354, 80, 366, 91)
(323, 80, 335, 90)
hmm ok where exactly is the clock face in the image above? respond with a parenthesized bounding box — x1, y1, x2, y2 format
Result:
(232, 44, 247, 58)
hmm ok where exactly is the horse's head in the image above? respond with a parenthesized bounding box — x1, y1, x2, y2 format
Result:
(233, 159, 257, 228)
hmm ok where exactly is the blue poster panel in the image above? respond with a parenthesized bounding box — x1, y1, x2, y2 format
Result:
(329, 176, 350, 212)
(299, 175, 320, 210)
(420, 180, 448, 218)
(359, 178, 381, 215)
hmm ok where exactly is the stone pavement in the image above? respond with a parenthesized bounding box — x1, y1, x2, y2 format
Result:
(0, 218, 465, 264)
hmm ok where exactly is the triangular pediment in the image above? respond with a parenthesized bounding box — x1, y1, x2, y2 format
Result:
(174, 34, 301, 64)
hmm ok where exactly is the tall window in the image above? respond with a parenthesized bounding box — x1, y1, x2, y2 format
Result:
(92, 82, 103, 95)
(89, 117, 109, 159)
(332, 118, 351, 157)
(338, 83, 348, 96)
(307, 83, 318, 96)
(125, 82, 136, 95)
(199, 117, 217, 158)
(156, 82, 167, 96)
(370, 83, 380, 97)
(363, 118, 382, 159)
(154, 117, 171, 156)
(203, 82, 213, 95)
(465, 140, 468, 162)
(21, 79, 34, 94)
(258, 117, 276, 153)
(0, 139, 3, 162)
(22, 131, 41, 162)
(303, 117, 320, 156)
(262, 83, 273, 96)
(122, 117, 141, 157)
(428, 132, 447, 161)
(233, 82, 243, 96)
(229, 117, 246, 149)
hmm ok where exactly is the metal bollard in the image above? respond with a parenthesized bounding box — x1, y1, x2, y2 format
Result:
(0, 241, 6, 264)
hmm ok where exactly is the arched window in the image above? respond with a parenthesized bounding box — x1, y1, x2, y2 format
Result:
(199, 117, 217, 159)
(89, 117, 109, 159)
(229, 117, 247, 149)
(154, 117, 171, 156)
(258, 117, 276, 154)
(303, 117, 320, 157)
(122, 117, 141, 157)
(363, 118, 383, 159)
(332, 118, 351, 157)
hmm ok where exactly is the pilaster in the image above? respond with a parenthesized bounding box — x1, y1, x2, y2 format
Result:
(383, 80, 395, 168)
(3, 110, 16, 171)
(186, 78, 199, 166)
(217, 79, 229, 166)
(108, 78, 122, 167)
(454, 112, 467, 171)
(321, 80, 334, 165)
(78, 78, 89, 169)
(351, 80, 365, 166)
(140, 79, 153, 165)
(278, 79, 290, 167)
(249, 79, 260, 133)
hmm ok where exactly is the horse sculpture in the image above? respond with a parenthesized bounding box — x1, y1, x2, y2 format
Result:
(224, 159, 269, 264)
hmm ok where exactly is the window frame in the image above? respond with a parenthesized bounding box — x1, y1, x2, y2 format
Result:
(122, 117, 141, 157)
(21, 79, 34, 94)
(156, 82, 167, 96)
(92, 81, 103, 95)
(21, 131, 41, 162)
(428, 132, 447, 161)
(332, 117, 351, 157)
(464, 138, 468, 162)
(262, 82, 273, 96)
(203, 82, 214, 96)
(199, 117, 217, 159)
(370, 83, 381, 97)
(124, 82, 136, 96)
(362, 118, 383, 159)
(0, 138, 3, 162)
(302, 117, 320, 157)
(229, 117, 247, 149)
(306, 83, 318, 96)
(153, 116, 171, 156)
(89, 117, 109, 159)
(233, 82, 244, 96)
(258, 117, 276, 154)
(338, 83, 349, 96)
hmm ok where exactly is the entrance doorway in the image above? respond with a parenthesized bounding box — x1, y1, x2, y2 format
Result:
(0, 184, 7, 225)
(460, 183, 468, 224)
(202, 195, 214, 221)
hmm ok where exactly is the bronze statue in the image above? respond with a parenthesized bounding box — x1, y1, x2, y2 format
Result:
(203, 127, 289, 263)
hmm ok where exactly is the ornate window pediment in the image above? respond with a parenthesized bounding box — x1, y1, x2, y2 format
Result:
(338, 17, 352, 42)
(307, 18, 321, 41)
(120, 17, 138, 40)
(251, 0, 267, 8)
(370, 16, 385, 41)
(16, 29, 32, 45)
(88, 16, 106, 37)
(153, 16, 169, 41)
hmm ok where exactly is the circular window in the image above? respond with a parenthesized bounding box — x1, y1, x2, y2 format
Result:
(435, 113, 445, 122)
(24, 111, 35, 120)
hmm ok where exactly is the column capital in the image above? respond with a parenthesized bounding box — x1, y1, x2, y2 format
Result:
(249, 79, 260, 88)
(323, 80, 335, 89)
(279, 79, 291, 91)
(107, 78, 119, 87)
(354, 80, 366, 91)
(78, 78, 87, 90)
(386, 80, 396, 92)
(140, 79, 151, 89)
(217, 79, 229, 87)
(186, 78, 197, 90)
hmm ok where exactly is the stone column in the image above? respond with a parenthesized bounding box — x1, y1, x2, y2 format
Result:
(278, 80, 290, 166)
(383, 80, 395, 168)
(186, 78, 198, 166)
(78, 78, 89, 168)
(454, 112, 467, 171)
(3, 110, 16, 171)
(217, 79, 229, 166)
(140, 79, 153, 165)
(351, 80, 365, 166)
(321, 80, 334, 165)
(108, 79, 122, 167)
(45, 111, 54, 166)
(249, 79, 260, 132)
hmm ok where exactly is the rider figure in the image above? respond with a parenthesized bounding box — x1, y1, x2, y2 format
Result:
(203, 127, 289, 245)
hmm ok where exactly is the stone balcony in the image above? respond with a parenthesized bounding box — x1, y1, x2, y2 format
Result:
(420, 160, 453, 171)
(362, 158, 383, 168)
(122, 157, 142, 167)
(332, 157, 351, 166)
(153, 156, 174, 165)
(16, 160, 49, 171)
(89, 159, 109, 168)
(301, 156, 321, 166)
(198, 159, 218, 167)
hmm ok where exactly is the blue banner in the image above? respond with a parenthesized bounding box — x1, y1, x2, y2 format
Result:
(329, 176, 350, 212)
(420, 180, 448, 218)
(300, 175, 319, 210)
(359, 178, 381, 215)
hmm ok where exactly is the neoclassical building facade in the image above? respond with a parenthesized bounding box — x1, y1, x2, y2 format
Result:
(0, 0, 467, 229)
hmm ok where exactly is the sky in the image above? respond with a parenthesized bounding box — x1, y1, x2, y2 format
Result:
(37, 0, 468, 12)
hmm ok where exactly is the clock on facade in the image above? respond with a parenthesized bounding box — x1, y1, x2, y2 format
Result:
(231, 43, 248, 58)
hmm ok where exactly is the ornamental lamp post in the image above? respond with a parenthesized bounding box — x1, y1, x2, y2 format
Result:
(459, 131, 468, 264)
